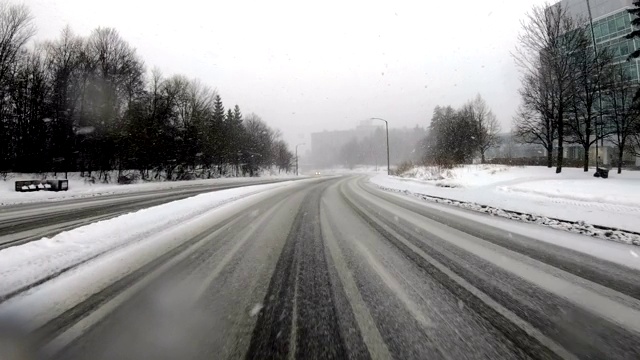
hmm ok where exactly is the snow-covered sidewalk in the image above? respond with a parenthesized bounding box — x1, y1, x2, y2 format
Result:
(371, 165, 640, 235)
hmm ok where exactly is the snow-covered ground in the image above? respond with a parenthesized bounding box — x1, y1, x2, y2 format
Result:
(0, 180, 297, 318)
(0, 172, 301, 206)
(371, 165, 640, 236)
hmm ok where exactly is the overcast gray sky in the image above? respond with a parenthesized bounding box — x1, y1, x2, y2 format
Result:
(28, 0, 549, 146)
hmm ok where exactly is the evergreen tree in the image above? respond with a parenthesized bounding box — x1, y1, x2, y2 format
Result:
(233, 104, 242, 123)
(212, 94, 225, 123)
(228, 105, 246, 175)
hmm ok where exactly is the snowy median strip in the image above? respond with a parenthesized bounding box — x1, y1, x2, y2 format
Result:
(0, 181, 294, 303)
(0, 173, 302, 206)
(375, 185, 640, 246)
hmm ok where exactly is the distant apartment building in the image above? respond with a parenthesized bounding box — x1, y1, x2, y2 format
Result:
(485, 134, 548, 160)
(310, 120, 427, 169)
(310, 120, 381, 169)
(311, 130, 357, 169)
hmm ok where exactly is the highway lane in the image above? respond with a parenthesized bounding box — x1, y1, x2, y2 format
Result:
(0, 178, 296, 249)
(2, 175, 640, 359)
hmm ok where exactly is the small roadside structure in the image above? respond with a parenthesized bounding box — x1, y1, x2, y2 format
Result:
(15, 179, 69, 192)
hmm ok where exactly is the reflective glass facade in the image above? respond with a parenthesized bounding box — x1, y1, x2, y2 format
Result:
(562, 0, 632, 20)
(556, 1, 640, 164)
(560, 0, 639, 80)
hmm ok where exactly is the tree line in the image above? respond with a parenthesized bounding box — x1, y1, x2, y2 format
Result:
(422, 94, 501, 167)
(0, 2, 294, 182)
(513, 2, 640, 174)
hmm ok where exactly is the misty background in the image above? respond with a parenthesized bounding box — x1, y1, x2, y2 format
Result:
(28, 0, 548, 148)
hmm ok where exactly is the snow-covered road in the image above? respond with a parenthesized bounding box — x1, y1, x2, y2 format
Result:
(0, 178, 298, 249)
(1, 175, 639, 359)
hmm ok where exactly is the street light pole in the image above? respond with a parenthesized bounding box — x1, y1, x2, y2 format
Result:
(295, 143, 305, 176)
(586, 0, 603, 170)
(371, 118, 390, 175)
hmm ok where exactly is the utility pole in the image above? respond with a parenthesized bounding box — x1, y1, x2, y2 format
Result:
(371, 118, 390, 175)
(295, 143, 305, 176)
(586, 0, 604, 169)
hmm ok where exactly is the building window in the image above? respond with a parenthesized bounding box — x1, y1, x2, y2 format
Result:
(624, 13, 631, 28)
(620, 42, 629, 57)
(616, 16, 626, 32)
(594, 23, 603, 38)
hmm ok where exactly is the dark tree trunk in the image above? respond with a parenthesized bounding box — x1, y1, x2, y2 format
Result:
(556, 119, 564, 174)
(546, 145, 553, 168)
(618, 147, 624, 174)
(583, 145, 589, 172)
(481, 151, 486, 164)
(556, 146, 563, 173)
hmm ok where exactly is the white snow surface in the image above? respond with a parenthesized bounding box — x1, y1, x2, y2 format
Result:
(0, 172, 301, 205)
(383, 190, 640, 270)
(0, 181, 293, 298)
(371, 165, 640, 234)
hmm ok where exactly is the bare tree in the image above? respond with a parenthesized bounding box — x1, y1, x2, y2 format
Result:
(466, 94, 501, 163)
(424, 105, 476, 167)
(160, 74, 217, 172)
(0, 2, 35, 88)
(565, 28, 612, 171)
(80, 27, 145, 178)
(164, 75, 215, 130)
(44, 26, 85, 175)
(514, 2, 584, 173)
(84, 27, 145, 127)
(244, 113, 275, 172)
(513, 63, 557, 167)
(11, 45, 51, 172)
(605, 62, 640, 173)
(272, 139, 293, 173)
(0, 2, 35, 171)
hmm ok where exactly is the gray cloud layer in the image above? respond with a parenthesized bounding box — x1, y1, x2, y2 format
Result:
(28, 0, 549, 145)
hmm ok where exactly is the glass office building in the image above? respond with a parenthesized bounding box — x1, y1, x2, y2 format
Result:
(554, 1, 640, 166)
(561, 0, 639, 79)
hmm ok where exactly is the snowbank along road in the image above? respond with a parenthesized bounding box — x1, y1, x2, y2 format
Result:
(1, 175, 640, 359)
(0, 178, 296, 250)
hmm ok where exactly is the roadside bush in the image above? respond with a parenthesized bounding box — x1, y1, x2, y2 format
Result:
(393, 161, 414, 176)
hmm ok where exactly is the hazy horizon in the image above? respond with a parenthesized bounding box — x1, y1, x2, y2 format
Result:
(28, 0, 549, 147)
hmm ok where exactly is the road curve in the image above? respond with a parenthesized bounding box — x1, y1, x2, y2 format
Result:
(2, 175, 640, 360)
